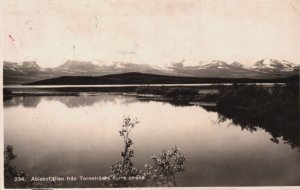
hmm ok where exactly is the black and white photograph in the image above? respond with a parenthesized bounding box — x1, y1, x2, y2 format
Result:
(1, 0, 300, 189)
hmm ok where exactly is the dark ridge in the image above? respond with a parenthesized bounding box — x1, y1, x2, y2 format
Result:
(24, 72, 299, 85)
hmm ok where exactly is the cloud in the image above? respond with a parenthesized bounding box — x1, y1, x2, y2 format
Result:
(3, 0, 300, 68)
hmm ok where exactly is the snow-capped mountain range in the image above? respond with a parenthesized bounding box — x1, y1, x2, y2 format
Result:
(3, 59, 299, 84)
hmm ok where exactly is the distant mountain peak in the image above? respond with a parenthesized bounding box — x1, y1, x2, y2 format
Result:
(58, 60, 99, 70)
(230, 61, 244, 68)
(211, 60, 228, 64)
(253, 59, 265, 67)
(250, 58, 296, 72)
(4, 61, 18, 66)
(21, 61, 40, 69)
(170, 60, 185, 69)
(61, 60, 95, 66)
(202, 60, 230, 69)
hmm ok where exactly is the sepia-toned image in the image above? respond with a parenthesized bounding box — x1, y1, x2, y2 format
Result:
(2, 0, 300, 189)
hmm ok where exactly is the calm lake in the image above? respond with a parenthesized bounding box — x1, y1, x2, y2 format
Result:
(4, 93, 300, 186)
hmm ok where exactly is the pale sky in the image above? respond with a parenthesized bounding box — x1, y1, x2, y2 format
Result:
(3, 0, 300, 68)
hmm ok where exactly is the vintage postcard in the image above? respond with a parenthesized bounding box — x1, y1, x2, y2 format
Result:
(1, 0, 300, 189)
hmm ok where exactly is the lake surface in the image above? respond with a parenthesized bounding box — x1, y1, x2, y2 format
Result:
(4, 94, 300, 187)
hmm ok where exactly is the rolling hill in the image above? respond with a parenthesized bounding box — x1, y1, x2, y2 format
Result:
(25, 72, 299, 85)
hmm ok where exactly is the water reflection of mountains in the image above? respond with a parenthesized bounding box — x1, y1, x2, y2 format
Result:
(3, 94, 139, 108)
(4, 94, 204, 108)
(4, 96, 42, 108)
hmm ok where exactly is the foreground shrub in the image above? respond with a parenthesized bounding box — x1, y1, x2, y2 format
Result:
(144, 146, 185, 186)
(109, 117, 143, 187)
(4, 145, 26, 188)
(110, 117, 186, 187)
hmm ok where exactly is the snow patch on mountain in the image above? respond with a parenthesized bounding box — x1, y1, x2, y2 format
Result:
(249, 59, 296, 72)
